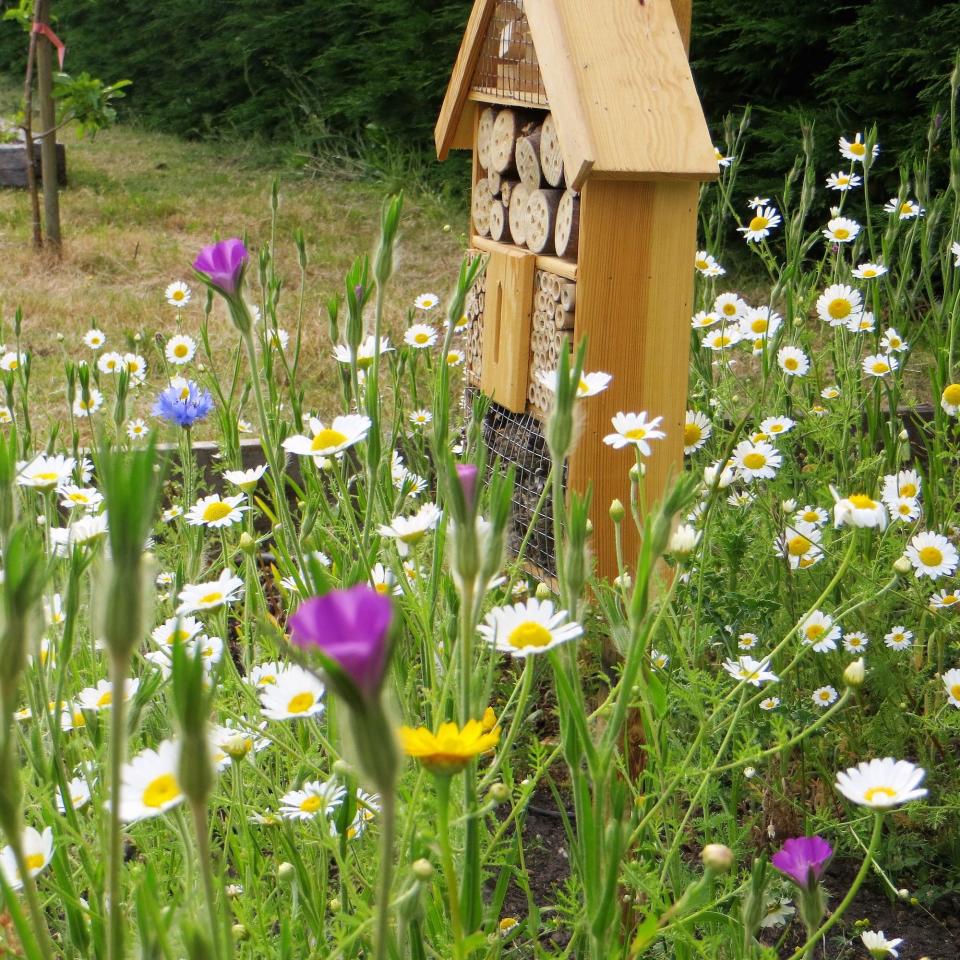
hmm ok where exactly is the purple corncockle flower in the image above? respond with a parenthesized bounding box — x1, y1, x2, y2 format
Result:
(289, 584, 393, 700)
(153, 379, 214, 428)
(193, 238, 248, 296)
(771, 836, 833, 889)
(455, 463, 478, 511)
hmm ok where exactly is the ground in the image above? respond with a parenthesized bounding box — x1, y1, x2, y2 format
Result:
(0, 108, 466, 434)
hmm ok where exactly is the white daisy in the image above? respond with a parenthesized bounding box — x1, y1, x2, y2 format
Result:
(795, 505, 829, 526)
(812, 685, 838, 707)
(823, 217, 860, 243)
(118, 739, 187, 821)
(127, 418, 149, 441)
(942, 382, 960, 416)
(83, 329, 106, 349)
(282, 414, 372, 459)
(165, 334, 197, 365)
(732, 440, 782, 481)
(404, 324, 437, 349)
(833, 493, 887, 530)
(478, 598, 583, 658)
(165, 281, 192, 308)
(177, 568, 245, 614)
(691, 310, 721, 330)
(883, 626, 913, 651)
(759, 416, 794, 437)
(538, 369, 612, 398)
(702, 327, 742, 351)
(123, 353, 147, 383)
(17, 453, 76, 491)
(714, 292, 748, 321)
(332, 336, 393, 370)
(843, 631, 870, 654)
(259, 665, 326, 721)
(929, 590, 960, 612)
(186, 494, 248, 528)
(0, 351, 26, 371)
(694, 251, 725, 275)
(738, 205, 781, 242)
(825, 171, 861, 191)
(862, 353, 898, 378)
(816, 284, 862, 327)
(777, 346, 809, 376)
(279, 778, 347, 821)
(445, 348, 465, 367)
(684, 411, 711, 454)
(905, 531, 958, 579)
(942, 668, 960, 707)
(887, 496, 920, 523)
(378, 502, 442, 556)
(776, 521, 823, 570)
(879, 328, 908, 353)
(860, 930, 903, 959)
(76, 677, 139, 712)
(722, 656, 778, 686)
(414, 292, 440, 311)
(759, 696, 780, 711)
(59, 485, 103, 511)
(799, 610, 841, 653)
(839, 133, 878, 163)
(49, 513, 109, 556)
(0, 826, 54, 890)
(853, 262, 887, 280)
(97, 351, 124, 374)
(223, 464, 267, 493)
(246, 660, 291, 689)
(409, 409, 432, 427)
(55, 776, 92, 814)
(834, 757, 927, 808)
(884, 198, 923, 220)
(714, 146, 733, 168)
(602, 411, 666, 456)
(151, 615, 205, 647)
(882, 469, 921, 501)
(739, 306, 781, 342)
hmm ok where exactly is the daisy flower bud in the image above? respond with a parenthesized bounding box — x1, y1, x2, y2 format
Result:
(701, 843, 734, 872)
(412, 858, 434, 881)
(844, 658, 866, 688)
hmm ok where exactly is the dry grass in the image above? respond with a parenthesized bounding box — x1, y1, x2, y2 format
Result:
(0, 117, 468, 436)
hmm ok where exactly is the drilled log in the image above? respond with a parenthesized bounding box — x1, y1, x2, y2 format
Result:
(540, 113, 565, 188)
(554, 189, 580, 260)
(489, 200, 512, 243)
(515, 126, 544, 190)
(508, 182, 531, 247)
(472, 178, 493, 237)
(491, 109, 521, 173)
(488, 168, 502, 197)
(524, 188, 563, 255)
(477, 108, 496, 170)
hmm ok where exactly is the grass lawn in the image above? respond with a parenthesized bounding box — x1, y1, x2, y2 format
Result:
(0, 108, 467, 434)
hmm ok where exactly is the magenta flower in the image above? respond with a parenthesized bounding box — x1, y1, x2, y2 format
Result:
(772, 836, 833, 889)
(289, 585, 393, 699)
(193, 238, 248, 295)
(456, 463, 478, 511)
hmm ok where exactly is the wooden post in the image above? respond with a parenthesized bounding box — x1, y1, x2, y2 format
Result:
(34, 0, 62, 255)
(568, 179, 699, 580)
(669, 0, 693, 55)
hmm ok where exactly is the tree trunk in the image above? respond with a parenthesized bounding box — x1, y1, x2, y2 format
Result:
(22, 26, 42, 249)
(35, 0, 61, 255)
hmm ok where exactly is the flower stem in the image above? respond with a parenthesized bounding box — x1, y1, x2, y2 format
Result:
(786, 812, 884, 960)
(374, 787, 396, 960)
(107, 652, 129, 960)
(190, 798, 225, 960)
(435, 776, 465, 960)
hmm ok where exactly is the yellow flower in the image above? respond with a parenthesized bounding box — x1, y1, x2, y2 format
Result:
(399, 718, 501, 775)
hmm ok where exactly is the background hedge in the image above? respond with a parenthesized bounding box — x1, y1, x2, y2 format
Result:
(1, 0, 959, 191)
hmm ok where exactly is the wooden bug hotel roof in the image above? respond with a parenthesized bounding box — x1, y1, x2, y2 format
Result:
(435, 0, 717, 189)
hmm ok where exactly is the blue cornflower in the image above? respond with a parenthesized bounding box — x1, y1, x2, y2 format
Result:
(153, 379, 213, 428)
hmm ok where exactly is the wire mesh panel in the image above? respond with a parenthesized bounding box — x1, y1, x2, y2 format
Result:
(471, 0, 548, 105)
(470, 391, 562, 578)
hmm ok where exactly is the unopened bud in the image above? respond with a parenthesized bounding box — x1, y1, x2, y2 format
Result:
(487, 783, 510, 804)
(610, 499, 625, 523)
(239, 532, 256, 556)
(222, 732, 252, 761)
(893, 556, 912, 574)
(328, 897, 342, 912)
(898, 428, 909, 441)
(701, 843, 734, 872)
(332, 759, 353, 777)
(843, 658, 865, 688)
(412, 858, 434, 881)
(278, 861, 296, 884)
(535, 582, 552, 601)
(897, 888, 909, 900)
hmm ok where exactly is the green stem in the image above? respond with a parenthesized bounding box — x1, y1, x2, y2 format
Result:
(435, 777, 465, 960)
(107, 652, 129, 960)
(190, 799, 226, 960)
(786, 813, 884, 960)
(373, 788, 396, 960)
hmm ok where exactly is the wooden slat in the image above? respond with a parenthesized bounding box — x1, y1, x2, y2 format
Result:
(670, 0, 693, 55)
(435, 0, 497, 160)
(472, 235, 577, 280)
(568, 179, 698, 581)
(480, 248, 537, 412)
(525, 0, 716, 182)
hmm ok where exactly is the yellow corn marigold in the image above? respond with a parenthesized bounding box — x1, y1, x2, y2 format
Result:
(399, 718, 500, 775)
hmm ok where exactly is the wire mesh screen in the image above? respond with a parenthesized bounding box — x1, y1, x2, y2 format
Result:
(472, 0, 548, 105)
(469, 391, 563, 579)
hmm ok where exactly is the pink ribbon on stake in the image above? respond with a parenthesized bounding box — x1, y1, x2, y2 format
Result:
(31, 22, 66, 69)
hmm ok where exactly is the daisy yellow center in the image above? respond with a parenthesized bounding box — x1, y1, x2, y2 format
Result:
(722, 304, 737, 316)
(96, 690, 113, 707)
(684, 423, 702, 445)
(918, 546, 943, 567)
(788, 535, 812, 556)
(259, 675, 276, 685)
(900, 482, 917, 497)
(414, 332, 429, 344)
(871, 361, 890, 374)
(742, 452, 766, 470)
(374, 582, 390, 594)
(849, 142, 866, 156)
(900, 202, 912, 215)
(25, 853, 44, 872)
(143, 773, 181, 808)
(833, 228, 850, 239)
(715, 335, 731, 347)
(818, 691, 831, 700)
(749, 215, 769, 232)
(848, 494, 876, 509)
(625, 427, 647, 440)
(798, 557, 816, 568)
(828, 299, 852, 320)
(69, 493, 89, 502)
(300, 795, 323, 813)
(174, 344, 189, 357)
(34, 472, 59, 482)
(199, 591, 223, 605)
(862, 268, 877, 277)
(941, 595, 957, 604)
(848, 637, 863, 647)
(447, 353, 459, 364)
(507, 621, 553, 649)
(287, 692, 315, 714)
(951, 684, 960, 699)
(751, 318, 768, 333)
(943, 383, 960, 405)
(202, 501, 233, 522)
(806, 624, 825, 641)
(695, 258, 708, 269)
(784, 357, 798, 370)
(838, 176, 850, 185)
(357, 355, 373, 370)
(173, 291, 186, 301)
(312, 428, 348, 451)
(863, 785, 896, 803)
